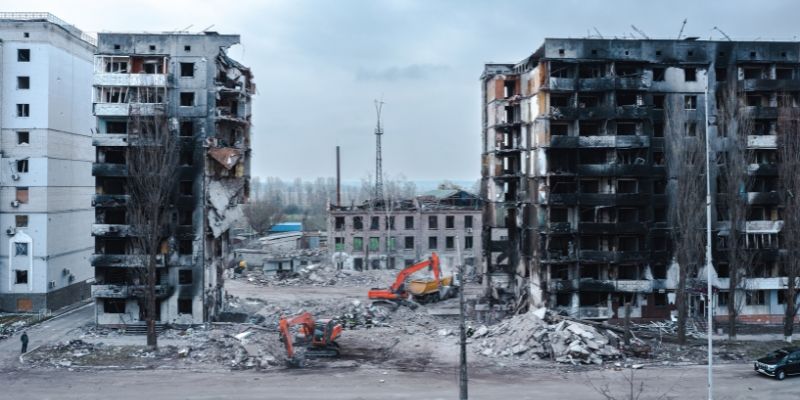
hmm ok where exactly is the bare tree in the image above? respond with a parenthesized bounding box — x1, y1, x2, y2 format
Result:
(777, 97, 800, 342)
(242, 198, 284, 234)
(127, 113, 180, 348)
(665, 94, 707, 344)
(717, 79, 756, 340)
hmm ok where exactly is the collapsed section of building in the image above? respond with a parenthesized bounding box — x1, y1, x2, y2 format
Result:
(482, 38, 800, 322)
(91, 32, 254, 326)
(328, 189, 482, 273)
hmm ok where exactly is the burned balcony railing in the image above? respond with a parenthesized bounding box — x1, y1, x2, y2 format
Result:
(742, 79, 800, 92)
(747, 135, 777, 149)
(576, 164, 652, 176)
(91, 284, 129, 298)
(747, 163, 778, 176)
(577, 193, 651, 206)
(747, 191, 780, 205)
(128, 284, 173, 299)
(92, 163, 128, 177)
(90, 254, 149, 268)
(577, 306, 612, 320)
(92, 194, 130, 208)
(578, 250, 647, 263)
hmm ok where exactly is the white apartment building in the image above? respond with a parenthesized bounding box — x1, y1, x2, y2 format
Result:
(0, 13, 95, 312)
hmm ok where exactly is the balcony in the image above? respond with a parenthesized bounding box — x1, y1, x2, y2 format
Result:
(92, 163, 128, 177)
(547, 77, 576, 91)
(576, 77, 650, 92)
(93, 103, 165, 117)
(128, 284, 173, 299)
(578, 250, 647, 263)
(91, 254, 144, 268)
(92, 134, 129, 147)
(577, 193, 651, 206)
(92, 224, 133, 238)
(550, 279, 576, 292)
(92, 284, 128, 298)
(577, 306, 612, 320)
(578, 222, 647, 235)
(742, 79, 800, 92)
(544, 193, 578, 205)
(576, 164, 652, 176)
(748, 163, 778, 176)
(745, 220, 784, 232)
(92, 194, 130, 208)
(577, 135, 650, 148)
(546, 222, 573, 233)
(93, 73, 167, 87)
(747, 192, 780, 205)
(747, 135, 777, 149)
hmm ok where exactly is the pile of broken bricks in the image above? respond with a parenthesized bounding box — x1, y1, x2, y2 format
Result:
(471, 309, 629, 365)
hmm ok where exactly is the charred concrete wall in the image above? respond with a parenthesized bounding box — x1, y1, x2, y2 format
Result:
(91, 32, 253, 326)
(482, 38, 800, 320)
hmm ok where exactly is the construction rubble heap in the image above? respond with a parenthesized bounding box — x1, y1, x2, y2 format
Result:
(471, 309, 626, 365)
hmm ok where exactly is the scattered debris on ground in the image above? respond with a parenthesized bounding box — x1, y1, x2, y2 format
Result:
(470, 309, 624, 365)
(0, 315, 36, 341)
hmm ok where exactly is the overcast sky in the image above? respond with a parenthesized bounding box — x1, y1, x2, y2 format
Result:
(9, 0, 800, 182)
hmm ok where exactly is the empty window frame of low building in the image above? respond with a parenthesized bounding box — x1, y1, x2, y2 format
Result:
(179, 92, 195, 106)
(180, 62, 195, 77)
(405, 216, 414, 229)
(16, 159, 28, 173)
(370, 216, 380, 230)
(15, 242, 28, 256)
(15, 270, 28, 284)
(15, 215, 28, 228)
(178, 298, 193, 315)
(404, 236, 414, 249)
(353, 216, 363, 230)
(17, 49, 30, 62)
(428, 236, 438, 249)
(334, 237, 344, 251)
(445, 216, 455, 229)
(178, 269, 193, 285)
(428, 215, 438, 230)
(17, 131, 30, 145)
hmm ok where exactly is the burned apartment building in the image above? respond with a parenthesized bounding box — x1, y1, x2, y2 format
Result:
(0, 13, 95, 313)
(482, 38, 800, 322)
(91, 32, 253, 326)
(329, 190, 482, 273)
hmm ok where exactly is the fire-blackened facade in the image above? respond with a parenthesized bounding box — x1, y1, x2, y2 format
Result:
(482, 38, 800, 322)
(91, 32, 254, 326)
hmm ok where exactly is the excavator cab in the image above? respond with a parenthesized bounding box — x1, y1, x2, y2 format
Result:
(279, 312, 342, 368)
(367, 252, 455, 309)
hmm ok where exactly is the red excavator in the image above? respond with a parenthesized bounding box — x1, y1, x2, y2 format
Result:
(278, 312, 342, 367)
(367, 252, 454, 308)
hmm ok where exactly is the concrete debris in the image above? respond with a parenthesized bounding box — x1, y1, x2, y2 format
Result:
(208, 147, 243, 170)
(472, 311, 623, 365)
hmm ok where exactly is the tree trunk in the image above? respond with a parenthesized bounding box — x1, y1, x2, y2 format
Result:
(623, 302, 631, 346)
(728, 269, 738, 340)
(785, 274, 796, 343)
(146, 250, 158, 348)
(676, 264, 688, 345)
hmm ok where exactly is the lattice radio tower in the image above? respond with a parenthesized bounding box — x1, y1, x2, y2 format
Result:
(373, 99, 385, 200)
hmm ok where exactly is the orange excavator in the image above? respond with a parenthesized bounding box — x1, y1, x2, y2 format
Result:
(278, 312, 342, 367)
(367, 252, 454, 308)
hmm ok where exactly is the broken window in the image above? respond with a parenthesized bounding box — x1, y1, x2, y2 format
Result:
(445, 216, 455, 229)
(616, 179, 638, 194)
(465, 215, 473, 229)
(617, 208, 638, 223)
(103, 209, 126, 224)
(334, 237, 344, 251)
(404, 236, 414, 249)
(550, 93, 572, 107)
(578, 63, 605, 78)
(580, 179, 600, 193)
(180, 92, 195, 106)
(465, 236, 473, 249)
(652, 122, 664, 138)
(17, 49, 30, 62)
(653, 293, 668, 307)
(17, 131, 29, 145)
(17, 76, 30, 89)
(615, 63, 640, 77)
(776, 67, 793, 80)
(577, 94, 601, 108)
(179, 209, 192, 226)
(353, 258, 363, 271)
(385, 216, 395, 230)
(550, 208, 568, 223)
(445, 236, 455, 249)
(104, 299, 126, 314)
(684, 95, 697, 110)
(618, 236, 640, 251)
(184, 45, 191, 52)
(179, 240, 192, 255)
(14, 270, 28, 284)
(616, 122, 637, 135)
(684, 67, 697, 81)
(579, 121, 599, 136)
(743, 67, 764, 79)
(652, 236, 668, 251)
(353, 216, 363, 230)
(652, 67, 665, 81)
(369, 237, 379, 252)
(352, 237, 363, 251)
(179, 121, 193, 137)
(653, 179, 667, 195)
(180, 149, 193, 165)
(179, 181, 193, 196)
(652, 94, 665, 109)
(180, 62, 195, 77)
(334, 217, 344, 231)
(551, 122, 569, 136)
(15, 215, 28, 228)
(549, 62, 573, 78)
(16, 187, 29, 203)
(179, 270, 193, 285)
(178, 298, 193, 315)
(105, 121, 127, 134)
(16, 159, 28, 173)
(653, 151, 665, 166)
(104, 59, 128, 73)
(405, 216, 414, 229)
(428, 216, 438, 230)
(16, 104, 29, 117)
(370, 216, 380, 230)
(15, 242, 28, 256)
(616, 92, 639, 107)
(428, 236, 438, 249)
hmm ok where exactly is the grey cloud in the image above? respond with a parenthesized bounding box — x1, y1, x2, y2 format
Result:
(355, 64, 451, 81)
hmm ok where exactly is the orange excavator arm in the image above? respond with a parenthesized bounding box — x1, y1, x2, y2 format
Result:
(368, 252, 440, 300)
(278, 312, 315, 360)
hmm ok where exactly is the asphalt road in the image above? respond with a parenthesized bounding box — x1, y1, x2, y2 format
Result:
(1, 362, 797, 399)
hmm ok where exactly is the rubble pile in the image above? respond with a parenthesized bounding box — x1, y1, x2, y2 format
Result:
(0, 318, 30, 341)
(471, 310, 623, 365)
(243, 265, 395, 288)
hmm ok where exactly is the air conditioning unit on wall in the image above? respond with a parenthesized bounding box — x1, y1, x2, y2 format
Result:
(10, 200, 20, 208)
(48, 281, 56, 289)
(6, 227, 16, 236)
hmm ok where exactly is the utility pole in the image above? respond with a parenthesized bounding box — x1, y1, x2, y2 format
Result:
(456, 236, 468, 400)
(374, 99, 385, 200)
(704, 63, 714, 400)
